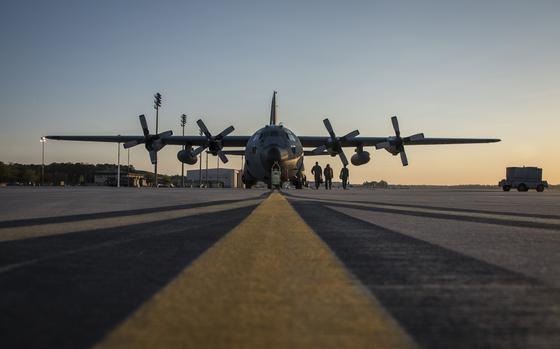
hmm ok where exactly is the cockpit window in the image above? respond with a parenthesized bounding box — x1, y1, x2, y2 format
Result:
(286, 130, 297, 142)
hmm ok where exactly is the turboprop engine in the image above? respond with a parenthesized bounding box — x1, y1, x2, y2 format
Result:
(351, 150, 370, 166)
(177, 148, 198, 165)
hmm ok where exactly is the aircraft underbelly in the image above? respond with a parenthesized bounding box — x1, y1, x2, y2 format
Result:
(245, 152, 301, 182)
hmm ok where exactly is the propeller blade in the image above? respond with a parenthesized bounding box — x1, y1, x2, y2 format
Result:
(338, 150, 349, 167)
(376, 141, 391, 150)
(323, 118, 336, 138)
(218, 125, 235, 138)
(312, 145, 327, 155)
(405, 133, 424, 142)
(139, 115, 150, 137)
(197, 119, 212, 138)
(191, 145, 207, 156)
(158, 130, 173, 138)
(217, 151, 229, 164)
(391, 116, 400, 137)
(400, 150, 408, 166)
(342, 129, 360, 140)
(149, 150, 157, 165)
(124, 139, 141, 149)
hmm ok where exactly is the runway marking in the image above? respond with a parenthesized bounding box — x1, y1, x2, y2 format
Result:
(94, 193, 416, 349)
(290, 197, 560, 226)
(0, 215, 251, 274)
(0, 195, 268, 228)
(290, 199, 560, 349)
(284, 192, 560, 220)
(0, 199, 262, 242)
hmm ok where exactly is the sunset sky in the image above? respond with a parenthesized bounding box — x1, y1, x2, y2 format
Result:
(1, 1, 558, 184)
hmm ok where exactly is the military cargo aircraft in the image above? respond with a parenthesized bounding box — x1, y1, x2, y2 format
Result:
(47, 92, 500, 188)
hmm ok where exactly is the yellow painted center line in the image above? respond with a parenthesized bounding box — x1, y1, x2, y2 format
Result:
(290, 197, 560, 225)
(0, 199, 262, 242)
(94, 193, 416, 349)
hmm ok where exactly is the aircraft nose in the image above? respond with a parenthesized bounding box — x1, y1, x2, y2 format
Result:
(267, 147, 281, 162)
(262, 146, 282, 171)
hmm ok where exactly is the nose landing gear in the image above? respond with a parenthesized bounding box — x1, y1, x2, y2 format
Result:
(270, 162, 281, 190)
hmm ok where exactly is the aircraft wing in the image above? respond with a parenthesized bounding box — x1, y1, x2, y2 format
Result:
(402, 138, 501, 145)
(46, 135, 251, 147)
(162, 136, 250, 147)
(221, 150, 246, 156)
(47, 135, 144, 143)
(298, 136, 500, 148)
(298, 136, 384, 148)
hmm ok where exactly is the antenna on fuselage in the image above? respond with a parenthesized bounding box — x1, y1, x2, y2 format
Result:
(270, 91, 277, 125)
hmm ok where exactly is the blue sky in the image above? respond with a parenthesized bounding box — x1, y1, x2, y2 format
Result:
(1, 0, 559, 184)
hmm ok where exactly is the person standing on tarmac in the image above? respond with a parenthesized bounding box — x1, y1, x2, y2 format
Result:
(324, 164, 334, 190)
(340, 165, 349, 189)
(311, 162, 322, 189)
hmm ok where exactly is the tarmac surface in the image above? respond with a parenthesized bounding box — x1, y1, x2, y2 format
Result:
(0, 187, 559, 348)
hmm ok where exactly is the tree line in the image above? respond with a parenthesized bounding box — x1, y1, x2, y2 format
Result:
(362, 180, 389, 188)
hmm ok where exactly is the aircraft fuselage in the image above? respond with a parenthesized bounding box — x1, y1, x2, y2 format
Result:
(243, 125, 305, 188)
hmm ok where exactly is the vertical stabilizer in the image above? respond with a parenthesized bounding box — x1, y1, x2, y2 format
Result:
(270, 91, 277, 125)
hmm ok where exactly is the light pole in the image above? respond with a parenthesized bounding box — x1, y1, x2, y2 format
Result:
(205, 151, 209, 188)
(40, 137, 46, 186)
(199, 128, 203, 187)
(216, 156, 220, 188)
(127, 147, 130, 187)
(117, 136, 121, 188)
(180, 114, 187, 188)
(241, 154, 244, 189)
(153, 92, 162, 187)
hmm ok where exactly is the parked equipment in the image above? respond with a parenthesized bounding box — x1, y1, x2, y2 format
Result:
(499, 167, 548, 192)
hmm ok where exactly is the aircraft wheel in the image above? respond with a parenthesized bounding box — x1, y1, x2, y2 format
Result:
(517, 183, 528, 192)
(536, 184, 545, 192)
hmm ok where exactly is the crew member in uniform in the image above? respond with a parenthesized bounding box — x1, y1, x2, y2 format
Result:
(311, 162, 322, 189)
(340, 165, 349, 189)
(324, 164, 333, 190)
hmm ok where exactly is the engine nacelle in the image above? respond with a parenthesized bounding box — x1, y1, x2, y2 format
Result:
(177, 148, 198, 165)
(384, 146, 400, 156)
(351, 151, 370, 166)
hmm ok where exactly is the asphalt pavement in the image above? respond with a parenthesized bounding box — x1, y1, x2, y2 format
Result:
(0, 187, 558, 348)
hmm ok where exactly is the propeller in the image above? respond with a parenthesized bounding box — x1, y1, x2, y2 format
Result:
(191, 119, 235, 163)
(375, 116, 424, 166)
(123, 115, 173, 165)
(311, 118, 359, 166)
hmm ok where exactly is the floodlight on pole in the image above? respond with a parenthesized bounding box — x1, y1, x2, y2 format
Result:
(180, 114, 187, 188)
(153, 92, 162, 187)
(199, 126, 203, 187)
(40, 137, 46, 186)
